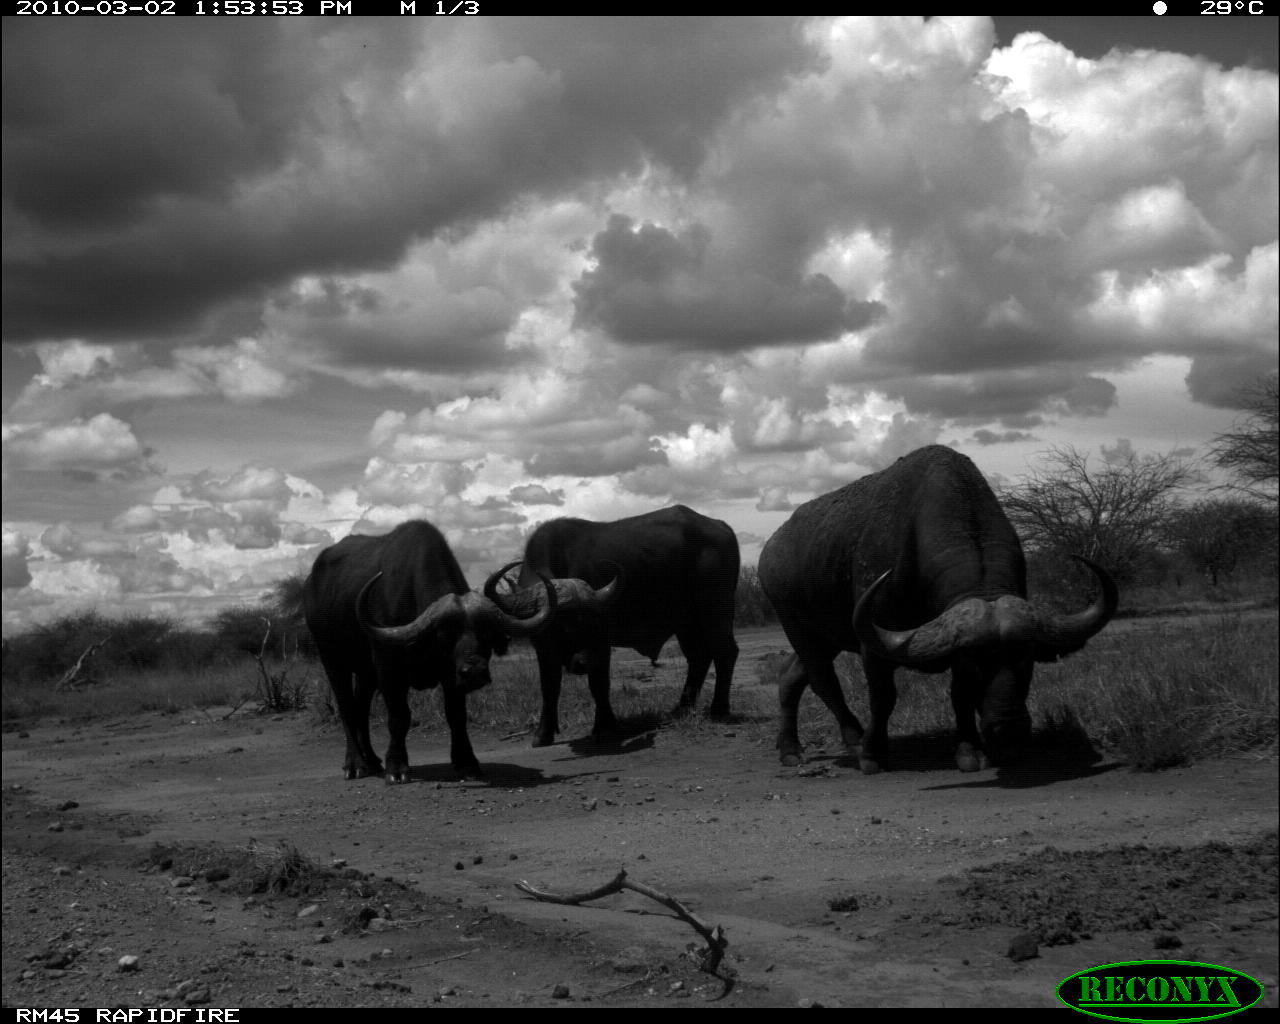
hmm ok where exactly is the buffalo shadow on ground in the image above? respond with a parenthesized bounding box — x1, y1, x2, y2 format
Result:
(397, 760, 572, 789)
(793, 721, 1114, 790)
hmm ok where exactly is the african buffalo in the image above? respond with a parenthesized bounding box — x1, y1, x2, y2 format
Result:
(487, 505, 740, 747)
(758, 445, 1117, 773)
(302, 521, 556, 782)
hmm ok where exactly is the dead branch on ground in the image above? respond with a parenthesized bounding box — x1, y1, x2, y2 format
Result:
(515, 868, 728, 973)
(57, 636, 112, 691)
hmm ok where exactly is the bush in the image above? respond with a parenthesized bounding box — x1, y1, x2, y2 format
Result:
(735, 565, 777, 628)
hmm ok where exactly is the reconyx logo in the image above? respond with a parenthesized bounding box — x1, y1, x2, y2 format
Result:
(1058, 961, 1265, 1023)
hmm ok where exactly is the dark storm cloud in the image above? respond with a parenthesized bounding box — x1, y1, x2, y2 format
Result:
(508, 484, 564, 506)
(524, 435, 667, 478)
(886, 368, 1117, 423)
(3, 18, 813, 345)
(1184, 348, 1280, 409)
(573, 216, 884, 350)
(971, 428, 1038, 446)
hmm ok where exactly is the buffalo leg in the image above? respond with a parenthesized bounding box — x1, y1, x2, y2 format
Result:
(858, 654, 897, 775)
(777, 650, 865, 767)
(587, 645, 618, 741)
(949, 666, 985, 772)
(381, 684, 413, 784)
(802, 655, 866, 769)
(708, 637, 737, 718)
(318, 649, 382, 779)
(775, 653, 807, 765)
(533, 643, 563, 747)
(442, 685, 482, 778)
(351, 669, 383, 776)
(674, 633, 711, 715)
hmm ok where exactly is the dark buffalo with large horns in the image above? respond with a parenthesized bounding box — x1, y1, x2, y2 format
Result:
(302, 521, 556, 782)
(486, 505, 740, 747)
(758, 445, 1117, 774)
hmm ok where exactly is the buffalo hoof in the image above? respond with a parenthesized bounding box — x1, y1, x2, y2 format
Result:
(532, 733, 556, 748)
(780, 752, 803, 767)
(670, 701, 694, 719)
(956, 743, 986, 772)
(344, 763, 383, 780)
(858, 758, 883, 775)
(707, 704, 731, 721)
(455, 763, 485, 780)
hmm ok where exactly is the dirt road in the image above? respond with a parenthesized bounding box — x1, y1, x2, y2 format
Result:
(4, 692, 1276, 1010)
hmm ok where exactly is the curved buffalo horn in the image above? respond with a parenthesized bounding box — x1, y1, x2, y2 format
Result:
(356, 572, 464, 645)
(487, 562, 621, 617)
(851, 570, 964, 665)
(482, 560, 525, 606)
(484, 567, 558, 637)
(1035, 555, 1119, 652)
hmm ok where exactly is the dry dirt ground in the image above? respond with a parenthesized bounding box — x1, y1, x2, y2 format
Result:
(3, 657, 1277, 1010)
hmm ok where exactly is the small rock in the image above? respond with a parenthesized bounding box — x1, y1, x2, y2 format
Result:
(47, 822, 64, 832)
(118, 955, 141, 973)
(552, 983, 571, 999)
(798, 997, 826, 1008)
(584, 797, 598, 811)
(170, 876, 194, 888)
(1007, 933, 1039, 961)
(57, 800, 79, 811)
(54, 866, 72, 877)
(1154, 933, 1182, 950)
(297, 904, 320, 919)
(472, 854, 483, 865)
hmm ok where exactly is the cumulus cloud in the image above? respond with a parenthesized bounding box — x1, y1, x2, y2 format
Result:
(187, 464, 294, 504)
(755, 486, 793, 512)
(2, 413, 160, 481)
(40, 523, 135, 560)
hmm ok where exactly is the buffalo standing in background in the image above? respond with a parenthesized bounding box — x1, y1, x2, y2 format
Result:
(487, 505, 740, 747)
(759, 445, 1117, 774)
(303, 521, 556, 782)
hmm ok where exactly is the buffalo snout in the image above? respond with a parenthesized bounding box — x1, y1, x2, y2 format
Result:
(456, 662, 492, 692)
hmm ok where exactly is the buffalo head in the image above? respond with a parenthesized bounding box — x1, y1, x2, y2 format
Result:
(483, 561, 621, 675)
(851, 555, 1118, 764)
(357, 565, 558, 693)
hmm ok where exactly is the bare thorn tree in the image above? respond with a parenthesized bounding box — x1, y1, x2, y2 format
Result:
(1210, 374, 1279, 505)
(1000, 441, 1198, 588)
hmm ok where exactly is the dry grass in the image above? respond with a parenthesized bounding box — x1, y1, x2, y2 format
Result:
(9, 611, 1275, 772)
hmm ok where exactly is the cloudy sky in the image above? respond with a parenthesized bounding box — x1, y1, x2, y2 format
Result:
(3, 16, 1277, 633)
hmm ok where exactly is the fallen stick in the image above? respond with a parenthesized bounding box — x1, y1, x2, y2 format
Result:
(515, 868, 727, 973)
(407, 949, 474, 969)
